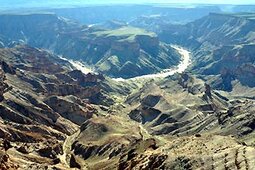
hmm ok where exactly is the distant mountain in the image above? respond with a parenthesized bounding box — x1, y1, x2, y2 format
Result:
(159, 13, 255, 46)
(1, 4, 222, 24)
(129, 15, 172, 33)
(50, 5, 221, 24)
(0, 13, 82, 47)
(0, 13, 180, 78)
(232, 5, 255, 12)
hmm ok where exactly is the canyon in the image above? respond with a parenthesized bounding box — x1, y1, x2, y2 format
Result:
(0, 4, 254, 170)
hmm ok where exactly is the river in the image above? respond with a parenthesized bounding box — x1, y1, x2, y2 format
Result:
(113, 45, 191, 81)
(63, 45, 191, 81)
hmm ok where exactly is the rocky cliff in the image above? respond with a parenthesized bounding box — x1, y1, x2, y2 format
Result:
(0, 45, 115, 169)
(0, 13, 181, 78)
(159, 13, 255, 47)
(153, 13, 255, 93)
(63, 73, 255, 169)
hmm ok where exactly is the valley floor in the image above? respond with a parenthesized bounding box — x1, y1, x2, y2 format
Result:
(0, 45, 254, 170)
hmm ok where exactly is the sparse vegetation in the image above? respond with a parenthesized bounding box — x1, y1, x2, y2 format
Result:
(93, 26, 157, 42)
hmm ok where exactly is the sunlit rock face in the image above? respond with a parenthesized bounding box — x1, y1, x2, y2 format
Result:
(0, 4, 255, 170)
(0, 68, 7, 102)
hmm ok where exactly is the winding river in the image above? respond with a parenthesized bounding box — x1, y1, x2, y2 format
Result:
(64, 45, 191, 81)
(113, 45, 191, 81)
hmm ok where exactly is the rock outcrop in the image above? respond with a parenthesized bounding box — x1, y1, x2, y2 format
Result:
(0, 45, 114, 169)
(0, 69, 7, 102)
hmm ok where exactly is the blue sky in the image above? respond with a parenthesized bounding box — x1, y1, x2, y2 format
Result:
(0, 0, 254, 9)
(0, 0, 255, 5)
(91, 0, 255, 4)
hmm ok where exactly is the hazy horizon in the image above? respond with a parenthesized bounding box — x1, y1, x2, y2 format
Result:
(0, 0, 255, 9)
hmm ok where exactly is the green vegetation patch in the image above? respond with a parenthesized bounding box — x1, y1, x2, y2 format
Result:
(93, 26, 156, 42)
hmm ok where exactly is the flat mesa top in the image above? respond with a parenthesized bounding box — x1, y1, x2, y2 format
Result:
(93, 26, 157, 42)
(211, 12, 255, 20)
(231, 13, 255, 20)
